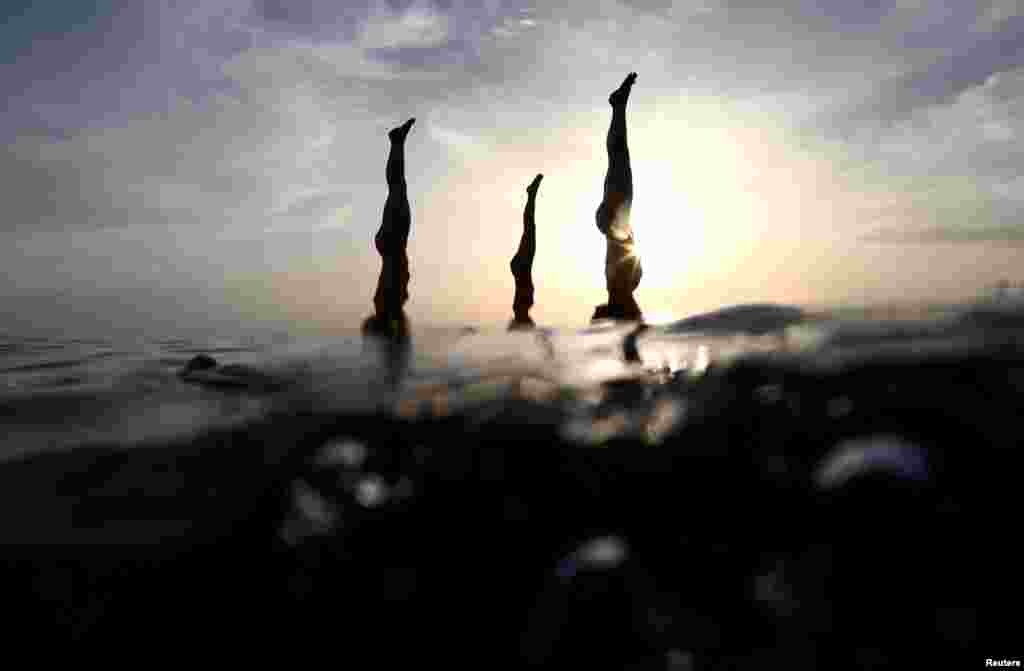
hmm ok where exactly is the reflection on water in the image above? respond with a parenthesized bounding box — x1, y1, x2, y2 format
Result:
(2, 298, 1023, 462)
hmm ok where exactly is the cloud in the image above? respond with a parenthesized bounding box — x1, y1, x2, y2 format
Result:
(427, 123, 482, 152)
(863, 223, 1024, 245)
(264, 197, 354, 233)
(831, 12, 1024, 130)
(849, 67, 1024, 187)
(358, 4, 451, 49)
(0, 0, 521, 239)
(829, 64, 1024, 247)
(8, 0, 1017, 246)
(0, 71, 403, 241)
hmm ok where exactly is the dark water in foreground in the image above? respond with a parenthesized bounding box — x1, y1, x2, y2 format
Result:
(1, 301, 1021, 665)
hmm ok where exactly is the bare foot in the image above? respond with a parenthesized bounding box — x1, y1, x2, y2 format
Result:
(608, 72, 637, 107)
(388, 117, 416, 143)
(526, 173, 543, 198)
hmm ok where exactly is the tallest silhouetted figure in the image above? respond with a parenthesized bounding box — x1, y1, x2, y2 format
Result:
(363, 118, 415, 339)
(593, 73, 643, 322)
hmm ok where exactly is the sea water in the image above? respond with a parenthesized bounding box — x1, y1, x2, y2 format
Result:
(0, 320, 680, 458)
(0, 298, 1013, 462)
(1, 300, 1022, 661)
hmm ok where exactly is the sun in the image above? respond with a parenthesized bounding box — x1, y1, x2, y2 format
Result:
(628, 160, 706, 290)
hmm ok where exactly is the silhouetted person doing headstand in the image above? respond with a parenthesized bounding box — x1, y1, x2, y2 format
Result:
(363, 118, 415, 339)
(593, 73, 643, 322)
(510, 173, 543, 329)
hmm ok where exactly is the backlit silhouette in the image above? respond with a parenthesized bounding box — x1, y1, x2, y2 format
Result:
(363, 118, 415, 340)
(592, 73, 643, 322)
(509, 173, 544, 330)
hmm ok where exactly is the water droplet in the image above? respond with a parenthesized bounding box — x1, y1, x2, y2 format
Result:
(279, 479, 338, 545)
(293, 480, 337, 529)
(315, 438, 367, 468)
(574, 535, 628, 569)
(355, 474, 389, 507)
(816, 436, 929, 489)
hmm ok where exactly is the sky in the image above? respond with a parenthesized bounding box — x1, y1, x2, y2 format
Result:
(2, 0, 1024, 336)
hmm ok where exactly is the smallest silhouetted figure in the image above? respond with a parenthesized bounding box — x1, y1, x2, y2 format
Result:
(509, 174, 544, 330)
(363, 118, 415, 342)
